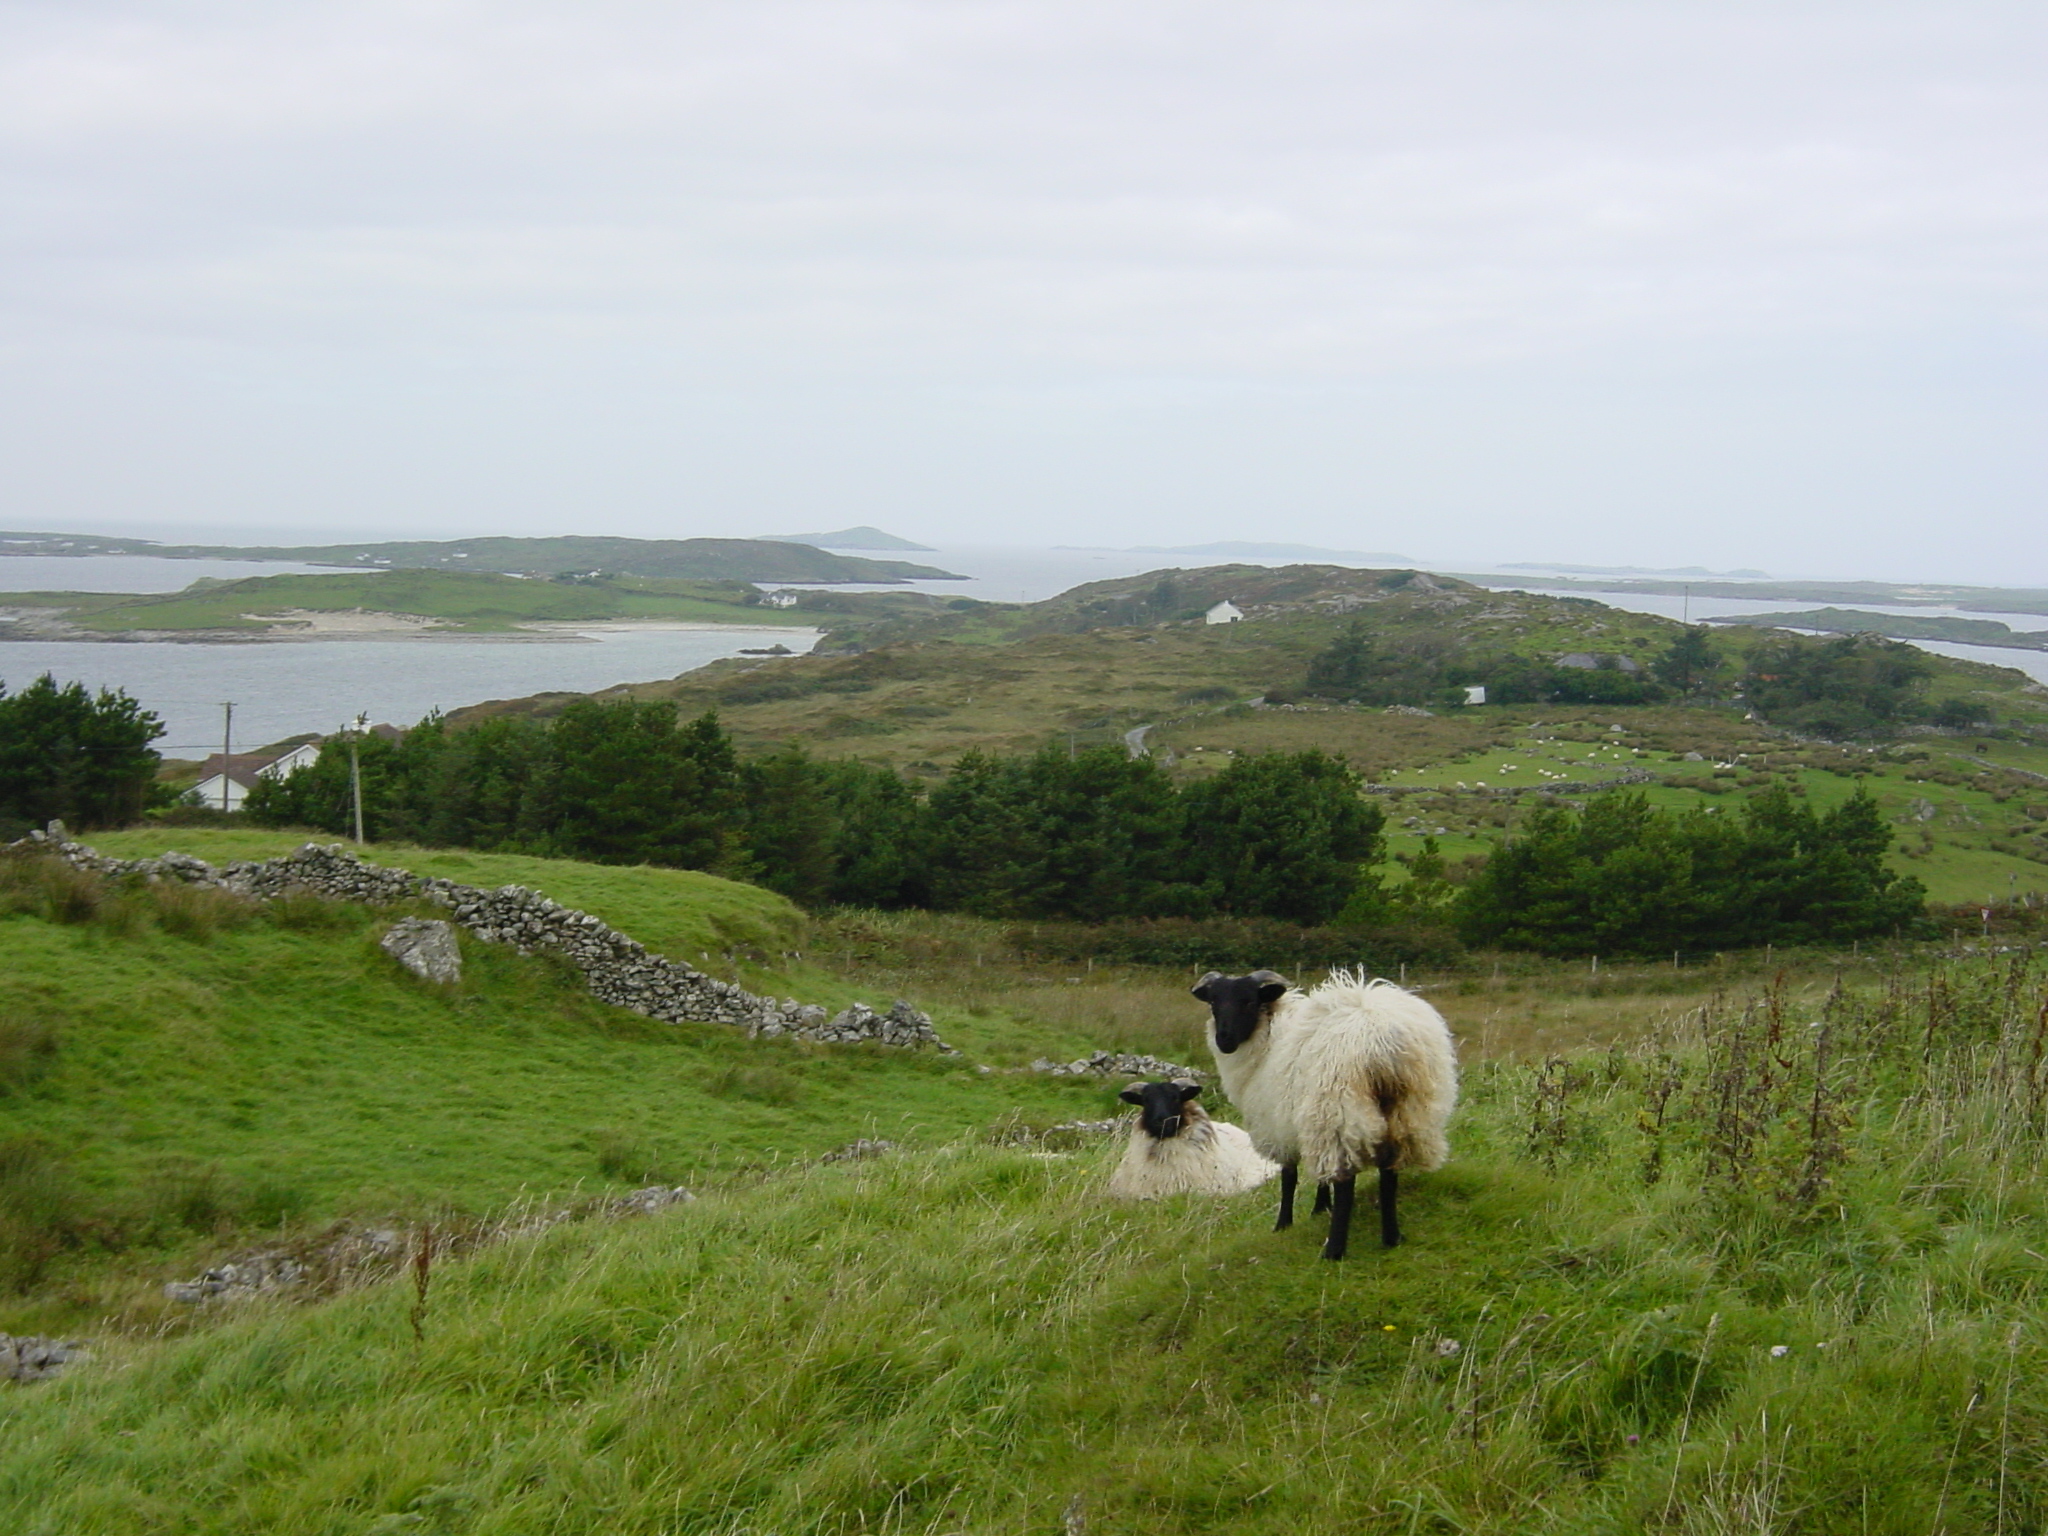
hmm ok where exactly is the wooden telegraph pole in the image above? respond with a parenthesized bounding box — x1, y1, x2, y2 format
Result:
(347, 713, 369, 845)
(219, 702, 235, 812)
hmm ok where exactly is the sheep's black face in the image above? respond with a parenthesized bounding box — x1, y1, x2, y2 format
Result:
(1120, 1080, 1201, 1140)
(1192, 970, 1290, 1054)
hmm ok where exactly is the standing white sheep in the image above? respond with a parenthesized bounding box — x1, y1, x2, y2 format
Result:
(1106, 1080, 1279, 1199)
(1192, 968, 1457, 1258)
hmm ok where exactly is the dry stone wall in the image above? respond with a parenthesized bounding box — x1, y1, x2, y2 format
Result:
(1, 1335, 83, 1383)
(16, 826, 951, 1053)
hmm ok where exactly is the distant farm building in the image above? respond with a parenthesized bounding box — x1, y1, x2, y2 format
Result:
(1205, 601, 1244, 625)
(761, 590, 801, 609)
(1463, 686, 1488, 705)
(1555, 652, 1642, 674)
(190, 740, 324, 813)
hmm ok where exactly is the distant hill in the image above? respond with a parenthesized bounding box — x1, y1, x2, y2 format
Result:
(0, 530, 962, 583)
(1457, 571, 2048, 617)
(757, 525, 935, 551)
(1503, 562, 1772, 578)
(1706, 606, 2048, 651)
(1063, 541, 1418, 562)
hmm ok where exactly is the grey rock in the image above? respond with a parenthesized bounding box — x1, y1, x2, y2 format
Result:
(1, 1334, 84, 1383)
(380, 918, 463, 985)
(820, 1138, 896, 1163)
(1030, 1050, 1207, 1081)
(616, 1185, 696, 1214)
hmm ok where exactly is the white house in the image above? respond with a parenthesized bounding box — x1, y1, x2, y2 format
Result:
(190, 740, 325, 812)
(761, 590, 801, 609)
(1204, 600, 1244, 625)
(1463, 686, 1488, 706)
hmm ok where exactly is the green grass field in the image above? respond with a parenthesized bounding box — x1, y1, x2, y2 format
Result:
(5, 919, 2048, 1533)
(0, 846, 1115, 1342)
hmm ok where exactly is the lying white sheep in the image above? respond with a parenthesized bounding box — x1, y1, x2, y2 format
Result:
(1106, 1080, 1279, 1200)
(1192, 968, 1457, 1258)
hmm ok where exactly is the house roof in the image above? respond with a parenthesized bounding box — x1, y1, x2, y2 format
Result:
(193, 753, 279, 790)
(192, 738, 323, 789)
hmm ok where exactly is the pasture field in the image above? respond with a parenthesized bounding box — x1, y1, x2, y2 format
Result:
(5, 917, 2048, 1532)
(0, 846, 1112, 1341)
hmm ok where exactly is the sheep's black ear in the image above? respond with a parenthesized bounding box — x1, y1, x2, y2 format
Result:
(1192, 970, 1224, 1002)
(1250, 968, 1290, 1004)
(1119, 1086, 1146, 1105)
(1177, 1083, 1203, 1102)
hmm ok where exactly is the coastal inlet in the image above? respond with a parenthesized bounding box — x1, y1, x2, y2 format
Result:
(0, 625, 819, 760)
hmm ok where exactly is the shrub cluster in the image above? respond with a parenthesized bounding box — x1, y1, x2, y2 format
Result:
(246, 704, 1385, 924)
(0, 672, 164, 837)
(1456, 786, 1925, 956)
(1739, 632, 1935, 737)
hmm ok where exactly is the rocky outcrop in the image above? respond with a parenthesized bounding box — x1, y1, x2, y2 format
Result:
(15, 827, 951, 1053)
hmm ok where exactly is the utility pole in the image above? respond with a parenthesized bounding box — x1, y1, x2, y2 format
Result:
(219, 702, 235, 812)
(347, 712, 368, 845)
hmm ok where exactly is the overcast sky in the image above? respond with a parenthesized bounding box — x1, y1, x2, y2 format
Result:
(2, 1, 2042, 582)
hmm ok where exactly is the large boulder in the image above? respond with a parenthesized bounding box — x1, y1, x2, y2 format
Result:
(380, 918, 462, 985)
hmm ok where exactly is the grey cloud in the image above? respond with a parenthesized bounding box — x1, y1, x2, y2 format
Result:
(1, 2, 2043, 579)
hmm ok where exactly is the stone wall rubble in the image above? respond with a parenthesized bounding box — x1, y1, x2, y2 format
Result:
(15, 827, 952, 1053)
(2, 1335, 83, 1383)
(1027, 1049, 1207, 1081)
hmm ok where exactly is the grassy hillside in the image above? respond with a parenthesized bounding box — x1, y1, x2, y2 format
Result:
(83, 830, 808, 964)
(0, 845, 1114, 1339)
(432, 562, 2048, 905)
(6, 955, 2048, 1533)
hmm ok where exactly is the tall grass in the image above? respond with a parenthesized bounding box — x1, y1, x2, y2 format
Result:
(5, 956, 2048, 1532)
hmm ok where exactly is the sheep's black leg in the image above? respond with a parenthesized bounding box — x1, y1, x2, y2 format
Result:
(1276, 1163, 1297, 1231)
(1321, 1175, 1355, 1260)
(1376, 1142, 1401, 1249)
(1311, 1183, 1332, 1216)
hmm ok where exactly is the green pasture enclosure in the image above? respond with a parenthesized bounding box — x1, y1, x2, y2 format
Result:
(6, 958, 2048, 1532)
(0, 851, 1112, 1328)
(84, 830, 807, 963)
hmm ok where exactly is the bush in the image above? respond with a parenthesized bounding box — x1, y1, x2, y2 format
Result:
(1457, 786, 1926, 956)
(0, 673, 165, 831)
(151, 881, 258, 942)
(0, 852, 106, 924)
(1742, 633, 1933, 736)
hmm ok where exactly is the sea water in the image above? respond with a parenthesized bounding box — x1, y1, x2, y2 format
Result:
(0, 627, 818, 760)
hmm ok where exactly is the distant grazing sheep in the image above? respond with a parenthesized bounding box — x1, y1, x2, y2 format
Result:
(1106, 1080, 1279, 1200)
(1192, 969, 1457, 1258)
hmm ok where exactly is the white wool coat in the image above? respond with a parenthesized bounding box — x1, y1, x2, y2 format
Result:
(1206, 970, 1458, 1186)
(1106, 1105, 1280, 1199)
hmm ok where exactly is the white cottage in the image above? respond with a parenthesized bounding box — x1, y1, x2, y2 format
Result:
(190, 739, 325, 812)
(1204, 600, 1244, 625)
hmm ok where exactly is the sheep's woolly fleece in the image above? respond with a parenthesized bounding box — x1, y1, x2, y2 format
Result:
(1106, 1102, 1279, 1200)
(1209, 970, 1458, 1187)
